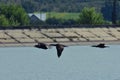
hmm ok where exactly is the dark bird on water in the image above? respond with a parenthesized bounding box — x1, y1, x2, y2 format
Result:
(92, 43, 109, 48)
(50, 43, 68, 58)
(34, 42, 48, 49)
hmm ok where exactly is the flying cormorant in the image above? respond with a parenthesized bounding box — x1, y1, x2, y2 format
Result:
(92, 43, 109, 48)
(50, 43, 67, 58)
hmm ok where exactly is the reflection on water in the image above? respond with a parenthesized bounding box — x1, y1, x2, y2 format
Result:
(0, 45, 120, 80)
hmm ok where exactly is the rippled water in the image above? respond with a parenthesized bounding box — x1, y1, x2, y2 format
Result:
(0, 45, 120, 80)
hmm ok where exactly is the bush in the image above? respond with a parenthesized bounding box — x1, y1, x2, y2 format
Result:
(78, 7, 105, 25)
(0, 4, 30, 26)
(0, 15, 9, 26)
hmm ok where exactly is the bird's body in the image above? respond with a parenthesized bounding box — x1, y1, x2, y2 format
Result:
(92, 43, 109, 48)
(34, 43, 48, 49)
(34, 43, 67, 58)
(50, 43, 67, 58)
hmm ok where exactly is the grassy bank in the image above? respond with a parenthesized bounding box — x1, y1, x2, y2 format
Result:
(46, 12, 79, 20)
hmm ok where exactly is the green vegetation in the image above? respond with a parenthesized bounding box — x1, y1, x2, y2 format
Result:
(45, 17, 77, 25)
(45, 7, 105, 25)
(0, 0, 112, 12)
(0, 4, 29, 26)
(0, 0, 120, 26)
(0, 15, 9, 26)
(78, 7, 104, 24)
(101, 0, 120, 23)
(0, 0, 120, 23)
(46, 12, 79, 20)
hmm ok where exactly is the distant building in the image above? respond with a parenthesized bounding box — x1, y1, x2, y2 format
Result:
(28, 13, 46, 25)
(28, 13, 46, 21)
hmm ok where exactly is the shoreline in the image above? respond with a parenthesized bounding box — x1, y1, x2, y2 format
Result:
(0, 26, 120, 47)
(0, 40, 120, 47)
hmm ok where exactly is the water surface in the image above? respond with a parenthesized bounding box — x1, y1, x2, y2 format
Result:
(0, 45, 120, 80)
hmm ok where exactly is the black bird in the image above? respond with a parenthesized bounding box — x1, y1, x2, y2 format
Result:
(34, 42, 48, 49)
(50, 43, 67, 58)
(92, 43, 109, 48)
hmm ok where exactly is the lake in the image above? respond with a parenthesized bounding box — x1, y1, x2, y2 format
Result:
(0, 45, 120, 80)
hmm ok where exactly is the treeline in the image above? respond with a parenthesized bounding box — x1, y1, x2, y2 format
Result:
(39, 7, 112, 25)
(0, 0, 120, 21)
(0, 0, 105, 12)
(0, 1, 120, 26)
(1, 4, 120, 27)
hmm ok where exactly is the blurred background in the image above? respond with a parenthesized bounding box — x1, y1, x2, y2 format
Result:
(0, 0, 120, 27)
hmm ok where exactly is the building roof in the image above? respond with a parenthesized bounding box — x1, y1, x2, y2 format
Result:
(28, 13, 46, 21)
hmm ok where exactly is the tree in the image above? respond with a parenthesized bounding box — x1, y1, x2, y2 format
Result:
(21, 1, 39, 13)
(0, 4, 29, 26)
(112, 0, 120, 24)
(112, 0, 117, 24)
(0, 15, 9, 26)
(78, 7, 104, 24)
(101, 0, 120, 24)
(101, 0, 113, 21)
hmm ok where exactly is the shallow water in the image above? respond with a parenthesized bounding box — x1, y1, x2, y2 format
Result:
(0, 45, 120, 80)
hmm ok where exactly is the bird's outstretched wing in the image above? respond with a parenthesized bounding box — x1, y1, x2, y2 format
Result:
(49, 43, 67, 58)
(56, 47, 64, 58)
